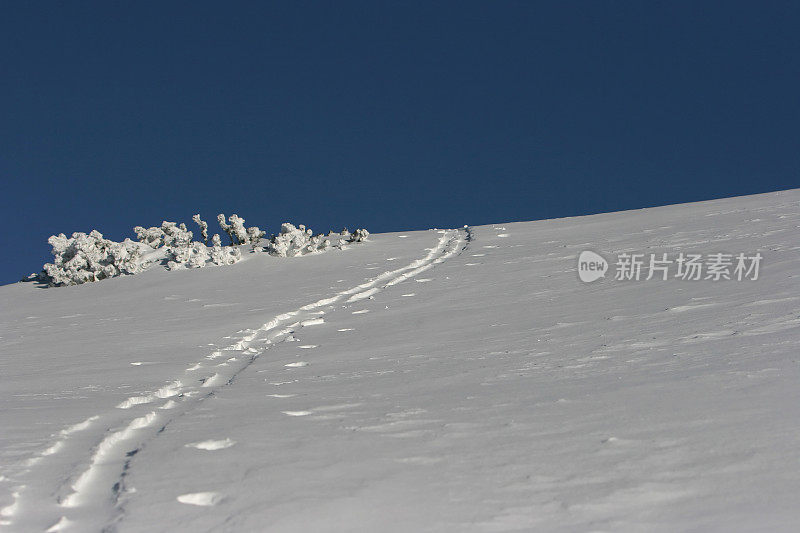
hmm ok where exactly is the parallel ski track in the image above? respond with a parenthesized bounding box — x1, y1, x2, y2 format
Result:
(3, 228, 469, 532)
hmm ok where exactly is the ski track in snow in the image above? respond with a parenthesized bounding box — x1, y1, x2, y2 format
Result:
(5, 228, 467, 532)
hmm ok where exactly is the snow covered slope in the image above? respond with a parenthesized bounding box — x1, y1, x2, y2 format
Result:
(1, 189, 799, 532)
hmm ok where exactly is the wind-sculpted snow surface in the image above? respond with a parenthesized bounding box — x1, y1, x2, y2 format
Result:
(3, 190, 800, 532)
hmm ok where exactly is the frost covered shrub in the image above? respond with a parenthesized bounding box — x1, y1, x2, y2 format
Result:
(217, 213, 245, 245)
(264, 223, 359, 257)
(42, 231, 149, 286)
(210, 234, 242, 265)
(307, 234, 331, 253)
(166, 242, 210, 270)
(246, 225, 266, 246)
(36, 213, 368, 287)
(165, 241, 239, 270)
(134, 221, 193, 249)
(334, 227, 369, 249)
(217, 213, 264, 246)
(267, 223, 323, 257)
(349, 228, 369, 242)
(192, 214, 209, 244)
(165, 233, 241, 270)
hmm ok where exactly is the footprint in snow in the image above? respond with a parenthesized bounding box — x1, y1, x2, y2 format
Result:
(185, 438, 236, 450)
(201, 373, 225, 387)
(46, 516, 72, 531)
(177, 492, 223, 506)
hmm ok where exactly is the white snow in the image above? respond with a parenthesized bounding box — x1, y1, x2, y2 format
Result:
(176, 492, 222, 506)
(1, 190, 800, 531)
(185, 439, 236, 451)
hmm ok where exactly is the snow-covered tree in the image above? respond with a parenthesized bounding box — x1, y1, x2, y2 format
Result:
(306, 234, 331, 254)
(166, 242, 211, 270)
(134, 221, 193, 249)
(36, 214, 368, 287)
(41, 231, 150, 286)
(246, 225, 266, 246)
(192, 214, 209, 244)
(266, 223, 337, 257)
(218, 213, 260, 246)
(217, 213, 265, 246)
(133, 225, 166, 249)
(349, 228, 369, 243)
(267, 223, 309, 257)
(210, 234, 242, 265)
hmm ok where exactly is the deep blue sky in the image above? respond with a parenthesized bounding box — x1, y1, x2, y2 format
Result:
(2, 1, 799, 284)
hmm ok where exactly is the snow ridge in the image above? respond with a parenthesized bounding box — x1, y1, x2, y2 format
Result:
(5, 228, 466, 532)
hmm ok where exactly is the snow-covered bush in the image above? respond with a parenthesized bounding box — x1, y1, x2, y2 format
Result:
(333, 227, 369, 249)
(192, 214, 209, 244)
(166, 242, 210, 270)
(42, 231, 149, 286)
(35, 213, 368, 286)
(217, 213, 264, 246)
(217, 213, 245, 245)
(349, 228, 369, 242)
(266, 223, 305, 257)
(264, 223, 355, 257)
(134, 221, 193, 249)
(210, 235, 242, 265)
(307, 234, 331, 254)
(246, 225, 266, 246)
